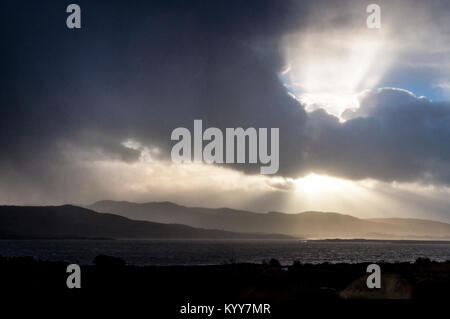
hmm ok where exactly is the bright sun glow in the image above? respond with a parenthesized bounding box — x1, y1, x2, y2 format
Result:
(287, 173, 379, 218)
(294, 173, 358, 195)
(281, 29, 394, 118)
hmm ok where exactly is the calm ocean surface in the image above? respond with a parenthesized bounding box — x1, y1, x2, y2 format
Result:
(0, 239, 449, 266)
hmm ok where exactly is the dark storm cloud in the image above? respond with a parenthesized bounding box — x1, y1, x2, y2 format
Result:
(1, 0, 450, 204)
(306, 88, 450, 184)
(0, 0, 308, 197)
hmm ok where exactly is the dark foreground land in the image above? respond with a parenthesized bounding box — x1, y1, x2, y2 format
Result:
(1, 255, 449, 298)
(1, 255, 448, 316)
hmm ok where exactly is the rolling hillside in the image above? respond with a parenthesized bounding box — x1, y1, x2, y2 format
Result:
(0, 205, 292, 240)
(89, 200, 450, 239)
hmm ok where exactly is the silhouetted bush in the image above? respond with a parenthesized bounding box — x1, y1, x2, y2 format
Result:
(262, 258, 281, 266)
(292, 260, 302, 267)
(269, 258, 281, 267)
(415, 257, 431, 265)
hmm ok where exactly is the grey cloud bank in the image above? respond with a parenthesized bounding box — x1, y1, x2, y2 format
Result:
(306, 88, 450, 184)
(1, 0, 450, 206)
(171, 120, 280, 174)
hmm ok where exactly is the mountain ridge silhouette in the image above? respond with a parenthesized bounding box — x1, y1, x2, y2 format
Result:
(0, 205, 292, 239)
(88, 200, 450, 240)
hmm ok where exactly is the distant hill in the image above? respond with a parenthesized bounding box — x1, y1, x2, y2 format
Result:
(89, 200, 450, 240)
(368, 218, 450, 237)
(0, 205, 292, 240)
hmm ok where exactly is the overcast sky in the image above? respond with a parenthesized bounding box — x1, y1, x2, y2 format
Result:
(1, 0, 450, 222)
